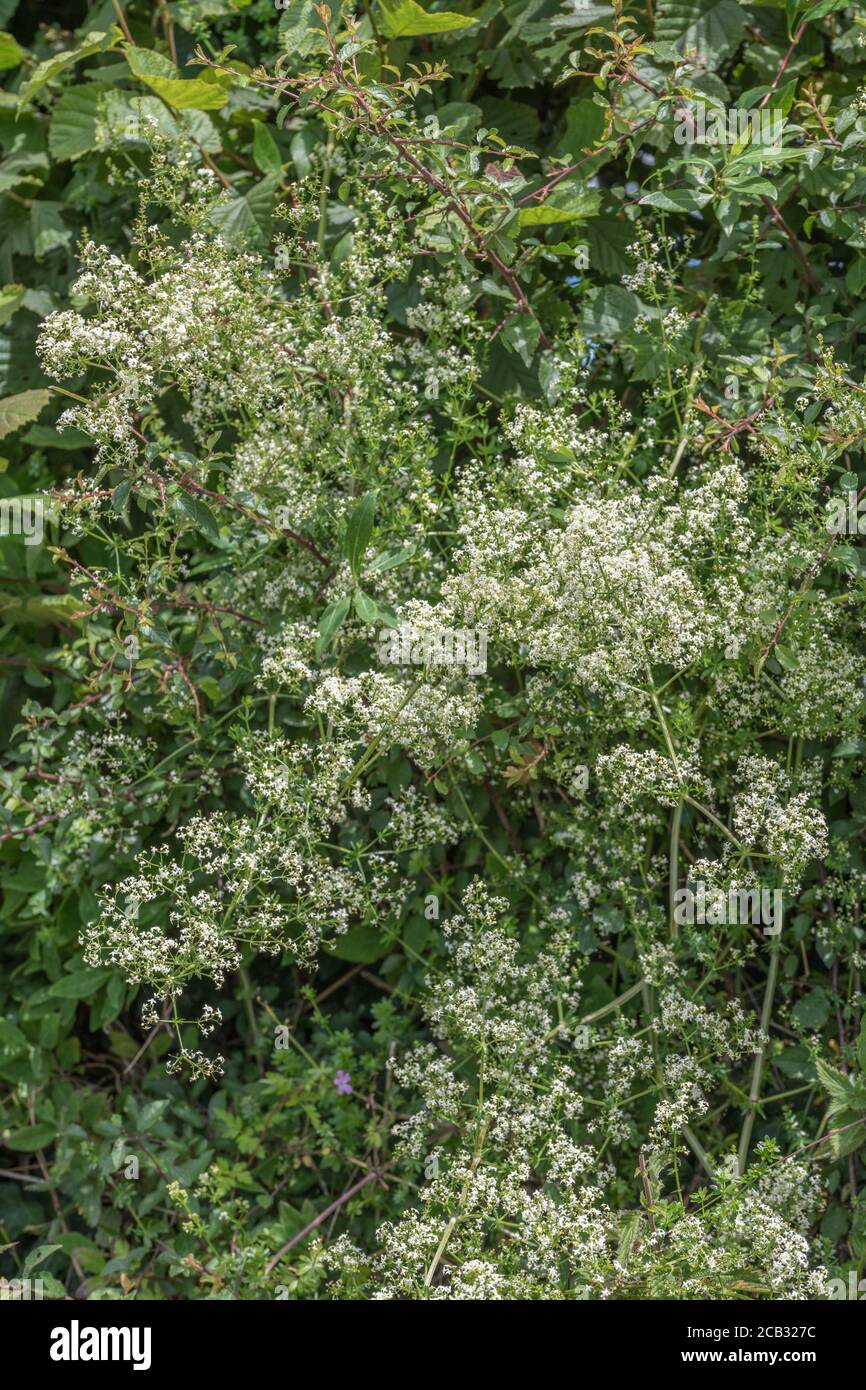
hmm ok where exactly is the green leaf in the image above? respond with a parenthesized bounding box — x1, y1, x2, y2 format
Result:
(278, 1, 330, 57)
(31, 202, 71, 259)
(793, 987, 831, 1032)
(519, 205, 585, 226)
(125, 46, 228, 110)
(112, 479, 132, 515)
(3, 1123, 56, 1151)
(24, 424, 91, 451)
(140, 615, 173, 648)
(367, 546, 413, 572)
(344, 491, 377, 579)
(0, 389, 50, 439)
(819, 1205, 849, 1241)
(816, 1057, 855, 1108)
(18, 29, 121, 106)
(317, 593, 351, 651)
(559, 100, 607, 160)
(586, 218, 636, 277)
(0, 1019, 27, 1057)
(501, 315, 541, 367)
(22, 1243, 61, 1277)
(0, 593, 84, 627)
(0, 30, 24, 70)
(378, 0, 477, 37)
(832, 736, 866, 760)
(353, 588, 379, 622)
(580, 286, 647, 339)
(554, 0, 614, 27)
(800, 0, 849, 22)
(252, 121, 283, 173)
(617, 1211, 643, 1262)
(49, 86, 101, 162)
(774, 1044, 816, 1081)
(24, 663, 51, 688)
(519, 184, 599, 226)
(139, 76, 228, 111)
(765, 77, 797, 118)
(832, 1120, 866, 1159)
(0, 283, 24, 327)
(774, 642, 798, 671)
(639, 189, 712, 213)
(49, 968, 114, 999)
(375, 600, 400, 628)
(655, 0, 745, 66)
(177, 492, 222, 543)
(327, 923, 388, 963)
(845, 258, 866, 296)
(208, 174, 280, 247)
(858, 1016, 866, 1075)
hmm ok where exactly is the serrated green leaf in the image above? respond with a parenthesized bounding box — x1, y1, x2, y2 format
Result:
(378, 0, 477, 37)
(125, 46, 228, 110)
(655, 0, 745, 66)
(49, 86, 101, 162)
(580, 285, 647, 339)
(278, 1, 330, 57)
(18, 29, 121, 106)
(816, 1057, 855, 1107)
(208, 173, 280, 247)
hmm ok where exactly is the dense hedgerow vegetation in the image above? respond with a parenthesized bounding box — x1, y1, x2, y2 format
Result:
(1, 0, 866, 1301)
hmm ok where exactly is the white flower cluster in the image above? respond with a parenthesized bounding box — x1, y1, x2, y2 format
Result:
(326, 886, 827, 1300)
(254, 623, 317, 691)
(596, 743, 710, 808)
(82, 738, 401, 1075)
(733, 755, 829, 884)
(305, 671, 482, 768)
(438, 467, 753, 691)
(384, 787, 460, 850)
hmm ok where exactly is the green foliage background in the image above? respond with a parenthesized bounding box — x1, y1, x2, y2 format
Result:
(1, 0, 866, 1300)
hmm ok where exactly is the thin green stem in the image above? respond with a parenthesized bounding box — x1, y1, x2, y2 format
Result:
(669, 796, 683, 941)
(683, 1125, 716, 1182)
(738, 939, 781, 1174)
